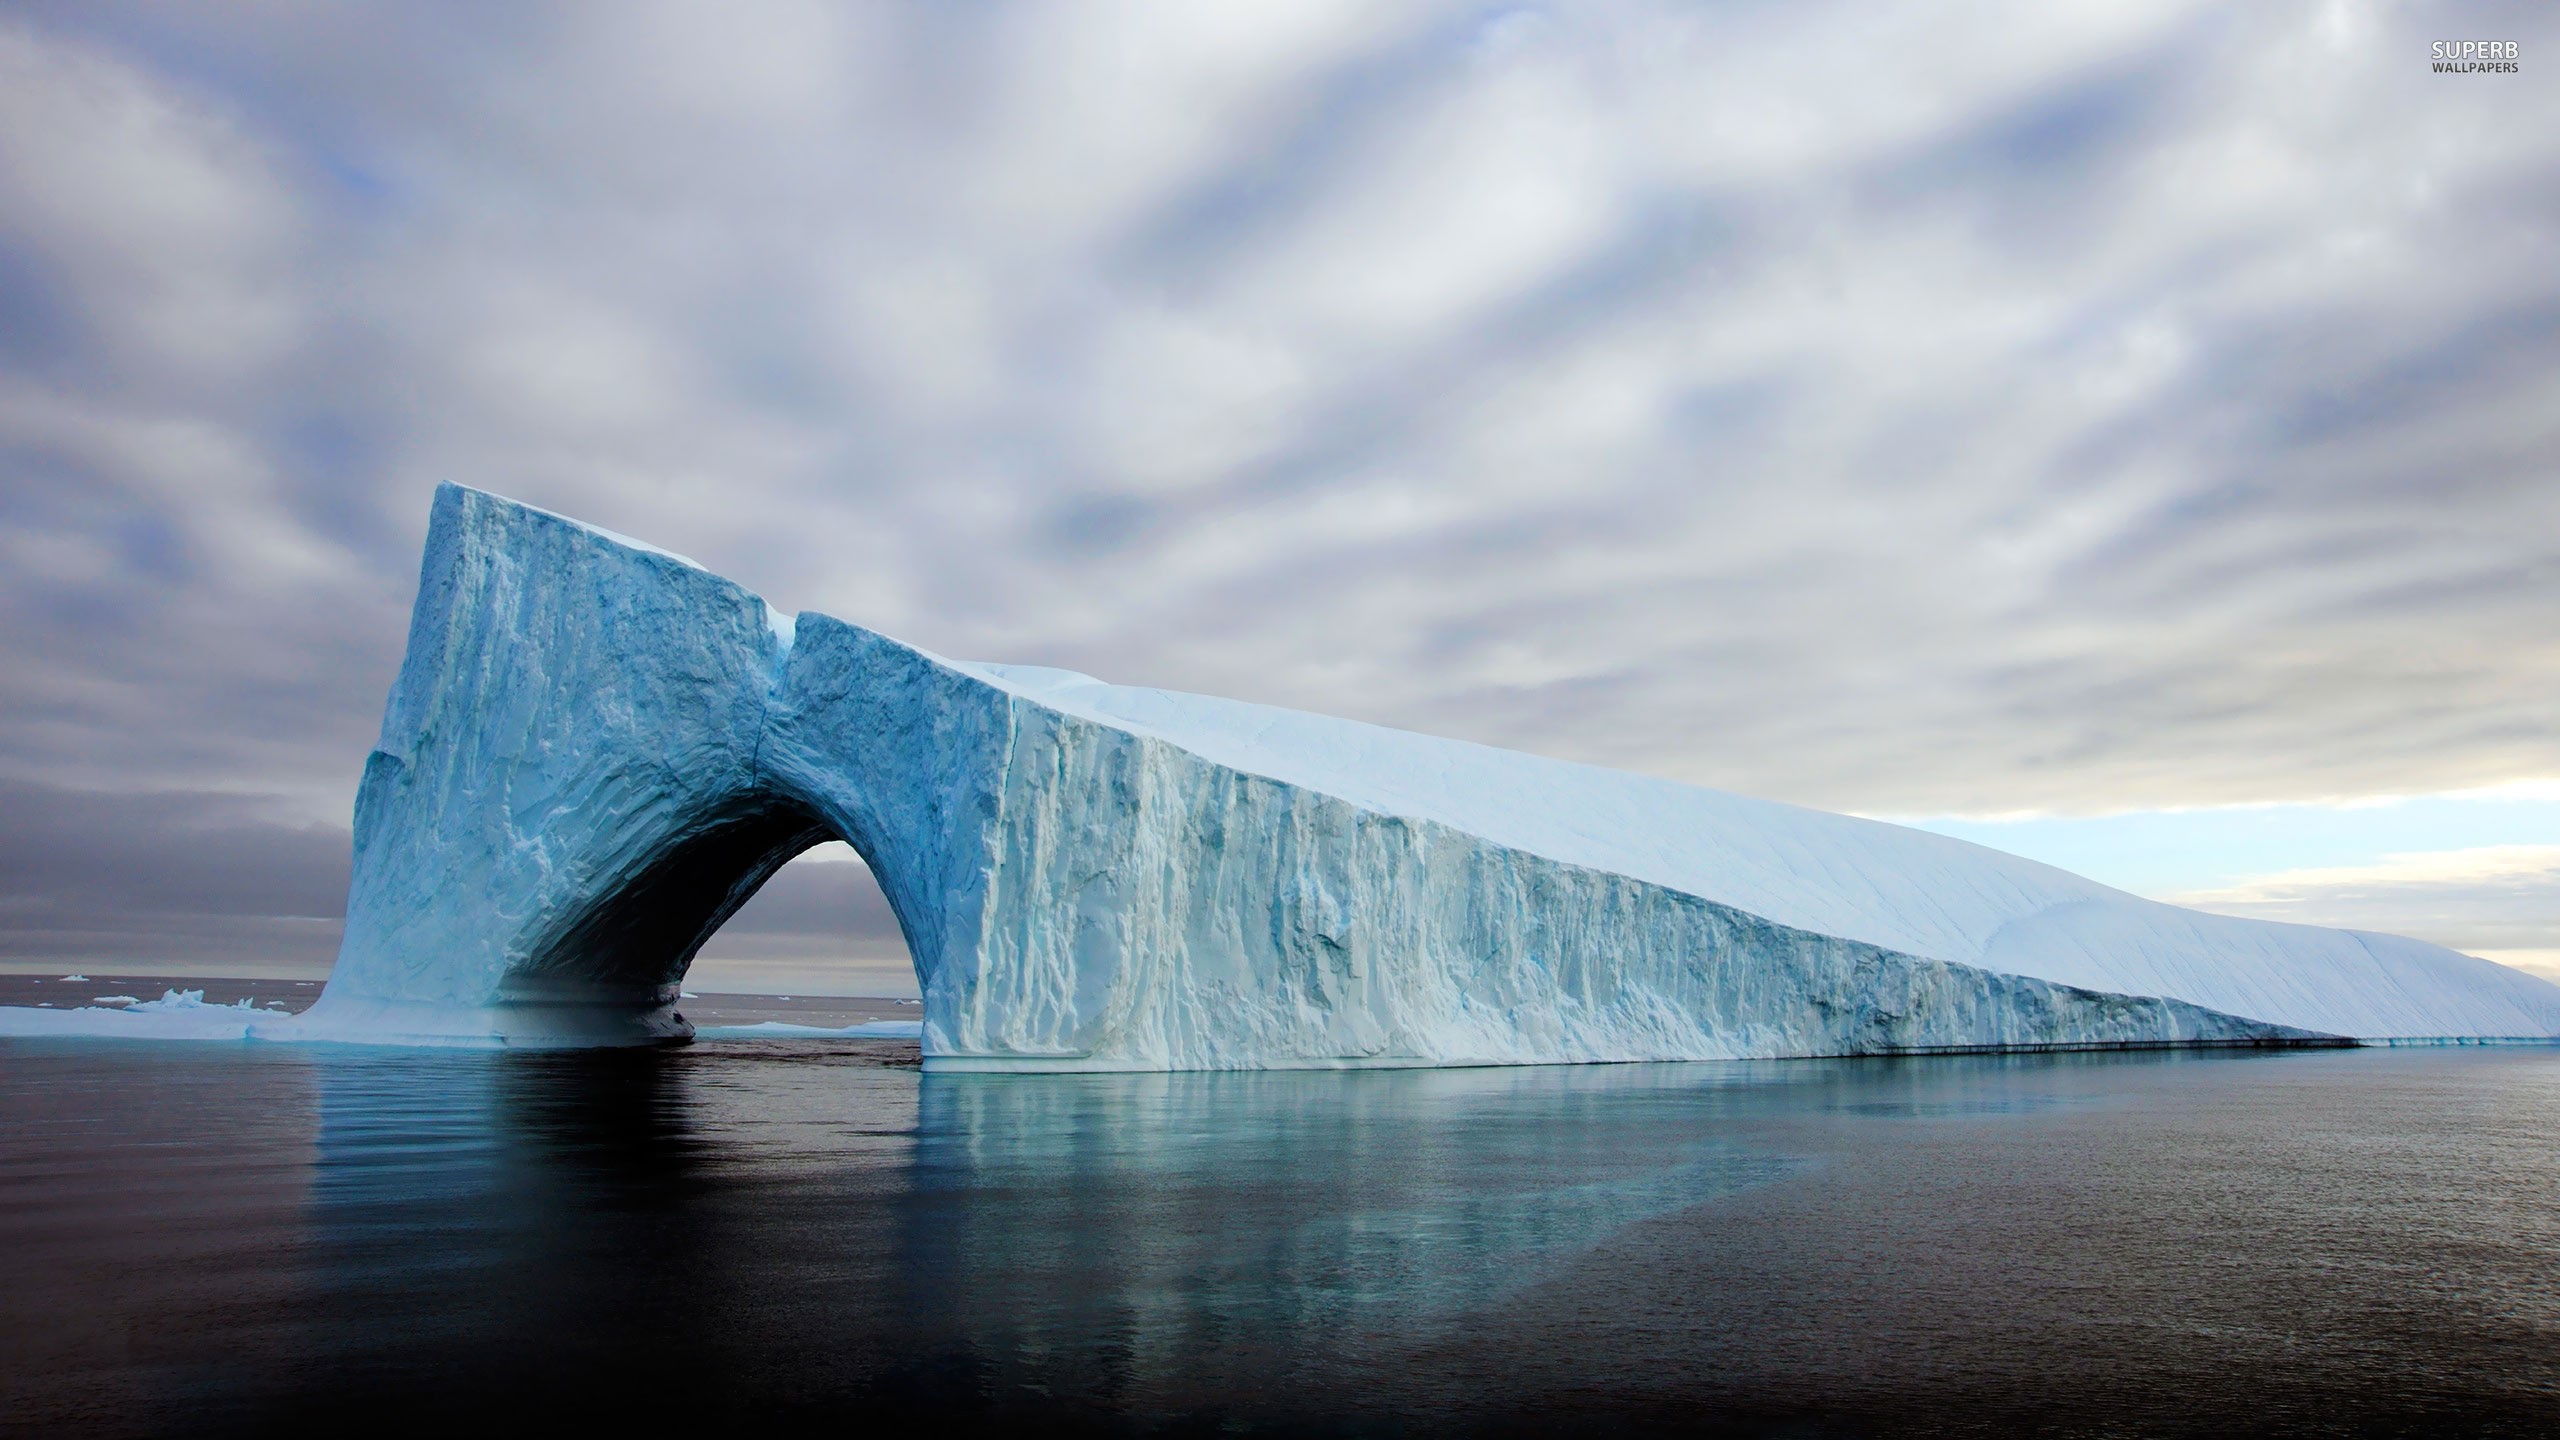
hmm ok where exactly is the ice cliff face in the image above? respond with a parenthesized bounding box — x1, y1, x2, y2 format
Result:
(309, 486, 2560, 1062)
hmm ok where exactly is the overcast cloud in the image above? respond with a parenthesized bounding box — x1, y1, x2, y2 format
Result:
(1, 1, 2554, 981)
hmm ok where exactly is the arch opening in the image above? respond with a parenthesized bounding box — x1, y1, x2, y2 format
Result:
(500, 793, 922, 1024)
(687, 838, 924, 1004)
(504, 797, 830, 1008)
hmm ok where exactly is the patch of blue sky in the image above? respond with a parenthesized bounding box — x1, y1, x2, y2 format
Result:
(1892, 786, 2560, 900)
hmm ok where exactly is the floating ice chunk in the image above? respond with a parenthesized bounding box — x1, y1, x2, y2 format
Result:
(91, 996, 139, 1006)
(129, 988, 207, 1011)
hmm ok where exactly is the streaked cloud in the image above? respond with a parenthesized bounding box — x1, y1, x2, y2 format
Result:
(1, 1, 2554, 980)
(2174, 844, 2560, 983)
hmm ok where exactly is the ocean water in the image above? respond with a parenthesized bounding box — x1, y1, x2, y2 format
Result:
(3, 1040, 2556, 1437)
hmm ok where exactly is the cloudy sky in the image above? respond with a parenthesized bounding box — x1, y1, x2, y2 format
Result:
(1, 0, 2553, 995)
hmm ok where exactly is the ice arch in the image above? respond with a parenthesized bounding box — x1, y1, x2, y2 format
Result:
(308, 486, 2560, 1061)
(314, 486, 992, 1047)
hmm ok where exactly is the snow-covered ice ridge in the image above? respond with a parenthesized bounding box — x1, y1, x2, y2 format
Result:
(296, 485, 2560, 1064)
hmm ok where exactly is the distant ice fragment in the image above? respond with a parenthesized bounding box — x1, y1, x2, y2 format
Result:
(130, 989, 207, 1011)
(694, 1020, 923, 1040)
(0, 990, 285, 1040)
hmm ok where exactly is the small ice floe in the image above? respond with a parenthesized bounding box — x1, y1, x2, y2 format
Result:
(680, 991, 698, 999)
(92, 996, 140, 1007)
(60, 974, 88, 982)
(0, 987, 278, 1041)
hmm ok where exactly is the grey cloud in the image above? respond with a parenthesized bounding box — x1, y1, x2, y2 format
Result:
(0, 1, 2556, 971)
(0, 780, 350, 970)
(0, 781, 348, 920)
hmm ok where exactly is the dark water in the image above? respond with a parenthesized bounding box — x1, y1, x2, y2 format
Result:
(3, 1041, 2556, 1438)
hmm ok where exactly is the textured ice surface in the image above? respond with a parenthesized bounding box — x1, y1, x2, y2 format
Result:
(980, 667, 2560, 1043)
(264, 485, 2559, 1065)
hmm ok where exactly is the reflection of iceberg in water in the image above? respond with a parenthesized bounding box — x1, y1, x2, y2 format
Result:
(304, 1053, 554, 1350)
(900, 1065, 1803, 1358)
(298, 1051, 742, 1392)
(18, 1040, 2560, 1432)
(289, 1046, 2175, 1380)
(292, 1049, 1806, 1405)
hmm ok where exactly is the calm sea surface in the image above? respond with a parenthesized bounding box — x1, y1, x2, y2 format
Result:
(3, 1040, 2556, 1437)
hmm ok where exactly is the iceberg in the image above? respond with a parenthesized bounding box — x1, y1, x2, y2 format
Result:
(288, 485, 2560, 1065)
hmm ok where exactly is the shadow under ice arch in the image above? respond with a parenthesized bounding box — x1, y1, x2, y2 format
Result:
(307, 485, 2560, 1062)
